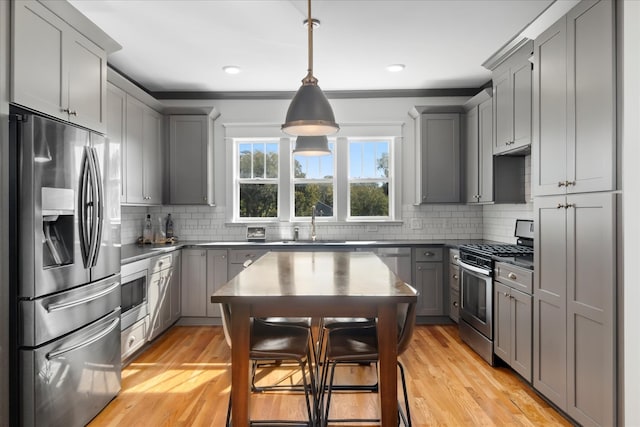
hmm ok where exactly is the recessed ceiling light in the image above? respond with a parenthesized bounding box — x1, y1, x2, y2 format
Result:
(386, 64, 406, 72)
(223, 65, 241, 75)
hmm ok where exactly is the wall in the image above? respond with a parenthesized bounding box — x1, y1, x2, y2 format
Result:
(0, 0, 10, 424)
(482, 155, 533, 243)
(120, 96, 486, 245)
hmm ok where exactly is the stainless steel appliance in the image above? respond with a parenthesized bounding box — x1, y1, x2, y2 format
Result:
(458, 220, 534, 365)
(9, 108, 121, 426)
(121, 260, 148, 331)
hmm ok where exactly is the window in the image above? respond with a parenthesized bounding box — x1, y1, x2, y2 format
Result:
(292, 142, 335, 218)
(236, 140, 279, 218)
(348, 139, 391, 218)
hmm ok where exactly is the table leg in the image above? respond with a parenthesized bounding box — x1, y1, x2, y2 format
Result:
(231, 304, 251, 425)
(377, 303, 399, 427)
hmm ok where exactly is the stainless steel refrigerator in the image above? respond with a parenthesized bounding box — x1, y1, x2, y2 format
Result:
(9, 108, 121, 426)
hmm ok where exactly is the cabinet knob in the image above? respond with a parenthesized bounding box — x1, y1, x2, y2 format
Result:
(69, 110, 77, 116)
(557, 203, 565, 209)
(203, 196, 207, 201)
(453, 301, 458, 307)
(424, 251, 434, 257)
(422, 195, 427, 200)
(565, 203, 575, 209)
(128, 336, 136, 346)
(507, 272, 517, 280)
(453, 274, 458, 280)
(558, 181, 566, 187)
(417, 266, 422, 271)
(453, 255, 459, 261)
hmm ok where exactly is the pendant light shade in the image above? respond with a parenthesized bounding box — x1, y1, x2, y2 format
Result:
(293, 135, 331, 156)
(282, 0, 339, 137)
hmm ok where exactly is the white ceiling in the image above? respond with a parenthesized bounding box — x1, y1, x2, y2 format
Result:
(69, 0, 557, 94)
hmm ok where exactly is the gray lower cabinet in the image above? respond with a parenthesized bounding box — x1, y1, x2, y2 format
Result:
(181, 249, 228, 319)
(448, 249, 460, 323)
(413, 248, 444, 316)
(169, 251, 182, 324)
(493, 262, 533, 382)
(181, 249, 208, 317)
(532, 0, 615, 197)
(148, 253, 178, 341)
(228, 249, 268, 280)
(206, 250, 228, 317)
(534, 192, 616, 427)
(419, 113, 461, 203)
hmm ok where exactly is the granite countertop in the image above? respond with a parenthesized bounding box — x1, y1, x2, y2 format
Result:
(121, 239, 491, 265)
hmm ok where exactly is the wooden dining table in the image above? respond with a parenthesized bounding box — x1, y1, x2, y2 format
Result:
(210, 250, 418, 426)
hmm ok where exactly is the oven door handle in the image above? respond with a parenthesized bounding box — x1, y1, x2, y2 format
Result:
(458, 260, 492, 277)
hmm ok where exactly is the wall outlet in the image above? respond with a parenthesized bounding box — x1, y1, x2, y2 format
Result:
(410, 218, 422, 230)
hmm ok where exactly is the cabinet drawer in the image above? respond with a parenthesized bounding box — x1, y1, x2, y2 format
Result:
(229, 249, 267, 265)
(150, 253, 174, 274)
(449, 249, 460, 265)
(494, 262, 532, 294)
(414, 247, 443, 262)
(121, 316, 148, 361)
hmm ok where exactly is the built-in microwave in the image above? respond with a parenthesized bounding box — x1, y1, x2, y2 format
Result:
(121, 268, 148, 330)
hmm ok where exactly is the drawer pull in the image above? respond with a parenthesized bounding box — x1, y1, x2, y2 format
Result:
(424, 252, 434, 257)
(507, 272, 517, 280)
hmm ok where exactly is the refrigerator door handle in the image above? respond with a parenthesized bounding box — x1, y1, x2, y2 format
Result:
(46, 317, 120, 360)
(87, 147, 103, 267)
(78, 147, 92, 268)
(46, 281, 120, 312)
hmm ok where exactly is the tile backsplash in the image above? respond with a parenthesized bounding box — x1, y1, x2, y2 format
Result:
(121, 156, 532, 245)
(121, 204, 484, 245)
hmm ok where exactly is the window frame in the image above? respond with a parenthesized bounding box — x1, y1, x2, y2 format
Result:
(233, 138, 281, 221)
(346, 137, 393, 221)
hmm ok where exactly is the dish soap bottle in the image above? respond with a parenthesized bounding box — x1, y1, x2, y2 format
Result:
(165, 213, 174, 239)
(143, 214, 153, 244)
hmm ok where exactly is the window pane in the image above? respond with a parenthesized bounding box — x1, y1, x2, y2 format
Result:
(294, 143, 333, 179)
(266, 143, 278, 178)
(350, 182, 389, 217)
(252, 144, 265, 178)
(376, 142, 389, 178)
(238, 144, 252, 178)
(349, 142, 362, 178)
(294, 183, 333, 217)
(239, 183, 278, 217)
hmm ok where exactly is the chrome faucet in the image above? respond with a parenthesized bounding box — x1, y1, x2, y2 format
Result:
(311, 204, 317, 242)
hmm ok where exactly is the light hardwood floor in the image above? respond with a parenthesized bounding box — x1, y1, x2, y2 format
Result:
(89, 325, 571, 427)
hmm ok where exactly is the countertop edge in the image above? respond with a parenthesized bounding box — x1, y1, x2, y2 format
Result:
(120, 239, 489, 265)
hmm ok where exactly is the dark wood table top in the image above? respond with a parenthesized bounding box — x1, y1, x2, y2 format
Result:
(210, 250, 418, 303)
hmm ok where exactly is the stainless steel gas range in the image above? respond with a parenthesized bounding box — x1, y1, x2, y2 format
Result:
(457, 220, 534, 365)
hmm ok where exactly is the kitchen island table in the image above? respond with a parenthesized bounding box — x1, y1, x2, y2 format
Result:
(210, 250, 418, 426)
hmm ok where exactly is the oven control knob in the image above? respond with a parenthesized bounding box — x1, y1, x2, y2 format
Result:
(508, 272, 517, 280)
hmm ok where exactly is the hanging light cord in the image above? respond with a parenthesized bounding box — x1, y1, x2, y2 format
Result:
(303, 0, 317, 85)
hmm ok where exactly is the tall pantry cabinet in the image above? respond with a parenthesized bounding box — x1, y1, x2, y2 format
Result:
(532, 1, 616, 426)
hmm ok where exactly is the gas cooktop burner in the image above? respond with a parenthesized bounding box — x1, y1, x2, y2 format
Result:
(460, 243, 534, 257)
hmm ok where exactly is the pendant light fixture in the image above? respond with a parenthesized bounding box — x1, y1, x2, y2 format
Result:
(292, 135, 331, 156)
(282, 0, 339, 137)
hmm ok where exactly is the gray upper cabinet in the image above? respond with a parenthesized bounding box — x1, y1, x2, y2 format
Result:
(116, 92, 163, 205)
(492, 41, 533, 155)
(11, 0, 118, 133)
(169, 115, 214, 205)
(534, 192, 616, 427)
(532, 0, 615, 197)
(106, 84, 126, 203)
(419, 113, 461, 203)
(464, 91, 493, 204)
